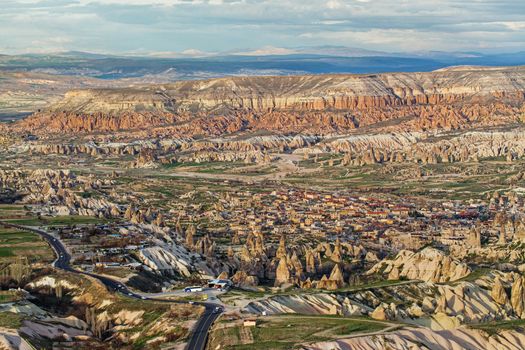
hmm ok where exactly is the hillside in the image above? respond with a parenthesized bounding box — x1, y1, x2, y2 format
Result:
(12, 66, 525, 136)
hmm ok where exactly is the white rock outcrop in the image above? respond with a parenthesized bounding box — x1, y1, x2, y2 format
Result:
(303, 327, 525, 350)
(367, 247, 471, 283)
(137, 246, 191, 277)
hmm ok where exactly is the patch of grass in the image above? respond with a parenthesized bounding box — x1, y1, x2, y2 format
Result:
(230, 340, 296, 350)
(0, 312, 24, 328)
(1, 218, 40, 226)
(0, 205, 25, 211)
(0, 206, 28, 219)
(0, 291, 21, 303)
(0, 247, 15, 257)
(0, 230, 40, 244)
(171, 294, 208, 302)
(454, 268, 492, 283)
(230, 288, 267, 298)
(0, 228, 53, 263)
(210, 315, 388, 350)
(4, 215, 106, 226)
(99, 268, 135, 279)
(132, 334, 159, 350)
(332, 321, 384, 335)
(163, 161, 217, 169)
(336, 279, 416, 292)
(471, 319, 525, 336)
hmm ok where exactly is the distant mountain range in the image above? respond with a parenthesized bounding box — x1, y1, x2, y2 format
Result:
(0, 46, 524, 80)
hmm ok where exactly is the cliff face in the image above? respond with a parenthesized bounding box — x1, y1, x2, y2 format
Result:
(47, 66, 525, 113)
(20, 111, 182, 133)
(14, 66, 525, 135)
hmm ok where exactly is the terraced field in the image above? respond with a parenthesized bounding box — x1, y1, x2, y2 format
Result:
(0, 227, 53, 263)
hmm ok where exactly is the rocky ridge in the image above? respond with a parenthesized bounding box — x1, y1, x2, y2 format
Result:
(0, 169, 121, 218)
(303, 327, 525, 350)
(313, 128, 525, 165)
(246, 270, 525, 330)
(366, 247, 471, 283)
(11, 66, 525, 135)
(24, 273, 200, 348)
(41, 67, 525, 114)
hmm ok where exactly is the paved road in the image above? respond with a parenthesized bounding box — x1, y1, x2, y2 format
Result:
(185, 304, 222, 350)
(0, 220, 222, 350)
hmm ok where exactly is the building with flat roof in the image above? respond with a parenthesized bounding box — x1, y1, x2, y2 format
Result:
(208, 279, 232, 289)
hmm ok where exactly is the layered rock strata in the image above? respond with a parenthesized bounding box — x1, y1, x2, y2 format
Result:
(12, 66, 525, 136)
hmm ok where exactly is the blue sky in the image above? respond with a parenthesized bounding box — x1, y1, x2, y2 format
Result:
(1, 0, 524, 55)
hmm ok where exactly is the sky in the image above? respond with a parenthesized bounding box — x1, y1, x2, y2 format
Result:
(1, 0, 524, 55)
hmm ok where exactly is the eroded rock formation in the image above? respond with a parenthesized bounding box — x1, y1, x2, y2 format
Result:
(11, 66, 525, 136)
(366, 247, 471, 283)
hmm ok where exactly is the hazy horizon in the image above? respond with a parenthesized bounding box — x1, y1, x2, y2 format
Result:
(2, 45, 525, 59)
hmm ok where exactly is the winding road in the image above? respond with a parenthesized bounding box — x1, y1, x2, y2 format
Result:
(0, 220, 222, 350)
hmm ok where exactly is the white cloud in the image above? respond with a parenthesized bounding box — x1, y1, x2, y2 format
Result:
(496, 21, 525, 31)
(0, 0, 524, 54)
(325, 0, 345, 9)
(299, 27, 523, 52)
(314, 20, 350, 25)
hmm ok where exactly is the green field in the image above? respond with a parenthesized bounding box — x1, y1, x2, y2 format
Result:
(334, 279, 416, 292)
(0, 205, 27, 219)
(0, 312, 24, 329)
(0, 205, 25, 211)
(0, 227, 53, 263)
(283, 159, 521, 200)
(454, 268, 492, 283)
(4, 215, 105, 226)
(208, 315, 388, 350)
(0, 291, 22, 303)
(0, 230, 41, 245)
(471, 319, 525, 336)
